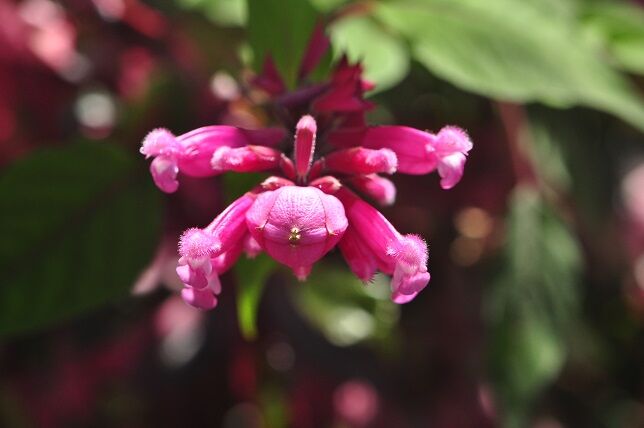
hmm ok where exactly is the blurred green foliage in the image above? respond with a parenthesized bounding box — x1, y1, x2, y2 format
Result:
(329, 16, 409, 92)
(582, 2, 644, 74)
(292, 265, 400, 347)
(0, 143, 162, 337)
(487, 186, 582, 426)
(374, 0, 644, 131)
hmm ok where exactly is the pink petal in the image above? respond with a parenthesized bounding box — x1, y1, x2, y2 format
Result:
(437, 152, 466, 190)
(181, 287, 217, 310)
(150, 156, 179, 193)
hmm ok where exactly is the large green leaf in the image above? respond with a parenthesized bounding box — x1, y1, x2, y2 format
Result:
(329, 16, 409, 92)
(375, 0, 644, 131)
(0, 143, 162, 337)
(582, 2, 644, 75)
(247, 0, 319, 89)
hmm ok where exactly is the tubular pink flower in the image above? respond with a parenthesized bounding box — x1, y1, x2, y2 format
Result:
(335, 188, 400, 274)
(332, 125, 472, 188)
(201, 193, 257, 253)
(293, 115, 317, 180)
(140, 126, 286, 192)
(336, 188, 430, 302)
(176, 253, 221, 310)
(176, 193, 256, 307)
(324, 147, 398, 176)
(211, 145, 282, 173)
(338, 226, 379, 282)
(246, 186, 348, 280)
(432, 126, 472, 189)
(389, 235, 430, 304)
(346, 174, 396, 206)
(211, 239, 244, 274)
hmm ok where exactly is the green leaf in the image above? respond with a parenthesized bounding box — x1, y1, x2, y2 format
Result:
(486, 186, 582, 426)
(375, 0, 644, 132)
(0, 142, 162, 337)
(582, 3, 644, 75)
(235, 253, 276, 340)
(329, 16, 410, 92)
(247, 0, 319, 88)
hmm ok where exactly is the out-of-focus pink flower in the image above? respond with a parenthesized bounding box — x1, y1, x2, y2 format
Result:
(333, 380, 379, 427)
(119, 47, 156, 99)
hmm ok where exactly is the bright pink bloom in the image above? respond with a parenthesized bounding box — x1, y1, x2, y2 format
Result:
(140, 126, 285, 192)
(142, 49, 472, 309)
(246, 186, 348, 280)
(329, 125, 472, 189)
(336, 188, 430, 300)
(175, 193, 256, 309)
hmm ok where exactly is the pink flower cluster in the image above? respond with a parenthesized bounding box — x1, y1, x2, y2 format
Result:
(140, 27, 472, 309)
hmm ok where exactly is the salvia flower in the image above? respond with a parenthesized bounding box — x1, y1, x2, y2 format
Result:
(141, 38, 472, 309)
